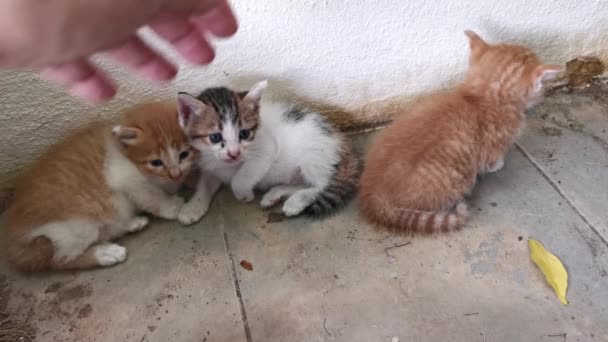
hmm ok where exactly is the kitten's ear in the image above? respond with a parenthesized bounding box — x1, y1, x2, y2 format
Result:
(112, 126, 142, 146)
(465, 30, 488, 61)
(533, 64, 563, 91)
(177, 92, 205, 129)
(243, 80, 268, 104)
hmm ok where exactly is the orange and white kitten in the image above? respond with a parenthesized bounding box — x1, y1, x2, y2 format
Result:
(5, 101, 195, 272)
(359, 31, 561, 234)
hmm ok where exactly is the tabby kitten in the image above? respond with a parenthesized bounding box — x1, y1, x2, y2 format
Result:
(5, 101, 194, 272)
(359, 31, 561, 234)
(176, 81, 360, 224)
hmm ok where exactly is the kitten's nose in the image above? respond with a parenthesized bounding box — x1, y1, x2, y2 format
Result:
(169, 168, 182, 179)
(228, 150, 241, 160)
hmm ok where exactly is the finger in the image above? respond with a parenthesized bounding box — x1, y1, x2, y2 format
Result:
(40, 60, 117, 103)
(163, 0, 222, 13)
(151, 16, 215, 64)
(191, 0, 238, 38)
(107, 36, 177, 81)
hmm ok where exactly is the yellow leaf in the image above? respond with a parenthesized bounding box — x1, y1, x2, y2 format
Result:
(529, 239, 569, 305)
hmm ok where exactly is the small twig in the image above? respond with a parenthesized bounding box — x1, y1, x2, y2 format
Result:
(547, 333, 566, 342)
(548, 83, 570, 92)
(139, 335, 147, 342)
(323, 318, 332, 337)
(384, 242, 412, 258)
(463, 312, 479, 316)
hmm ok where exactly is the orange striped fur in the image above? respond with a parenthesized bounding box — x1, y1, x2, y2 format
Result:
(359, 31, 561, 235)
(5, 101, 195, 272)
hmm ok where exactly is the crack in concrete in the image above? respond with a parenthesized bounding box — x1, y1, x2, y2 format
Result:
(223, 232, 253, 342)
(516, 143, 608, 247)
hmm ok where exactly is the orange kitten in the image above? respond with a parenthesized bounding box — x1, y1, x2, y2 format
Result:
(5, 101, 195, 272)
(359, 31, 561, 234)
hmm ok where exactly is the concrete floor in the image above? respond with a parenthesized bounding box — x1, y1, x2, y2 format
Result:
(2, 81, 608, 342)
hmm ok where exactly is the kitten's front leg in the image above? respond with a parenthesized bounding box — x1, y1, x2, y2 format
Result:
(126, 184, 184, 220)
(178, 175, 222, 225)
(156, 195, 184, 220)
(231, 158, 273, 203)
(127, 216, 149, 233)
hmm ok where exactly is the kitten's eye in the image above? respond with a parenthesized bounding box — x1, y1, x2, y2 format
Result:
(179, 151, 190, 160)
(149, 159, 163, 167)
(239, 129, 251, 140)
(209, 133, 223, 144)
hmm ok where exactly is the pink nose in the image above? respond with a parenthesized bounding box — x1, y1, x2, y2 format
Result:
(228, 150, 240, 160)
(169, 168, 182, 179)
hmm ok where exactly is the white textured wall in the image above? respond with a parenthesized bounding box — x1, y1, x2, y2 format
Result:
(1, 0, 607, 176)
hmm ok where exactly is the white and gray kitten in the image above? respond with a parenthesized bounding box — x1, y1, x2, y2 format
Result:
(175, 81, 361, 224)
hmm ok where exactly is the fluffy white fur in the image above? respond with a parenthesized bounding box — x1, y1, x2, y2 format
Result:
(178, 81, 342, 224)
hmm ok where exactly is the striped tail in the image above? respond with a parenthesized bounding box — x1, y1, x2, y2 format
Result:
(359, 197, 469, 234)
(303, 147, 362, 217)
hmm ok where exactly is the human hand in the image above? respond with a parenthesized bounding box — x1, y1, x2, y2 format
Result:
(0, 0, 238, 103)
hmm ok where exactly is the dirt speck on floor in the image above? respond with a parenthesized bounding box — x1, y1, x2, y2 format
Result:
(57, 284, 93, 303)
(154, 294, 174, 308)
(45, 282, 63, 294)
(76, 304, 93, 319)
(542, 127, 563, 137)
(147, 325, 156, 332)
(267, 212, 285, 224)
(568, 121, 586, 132)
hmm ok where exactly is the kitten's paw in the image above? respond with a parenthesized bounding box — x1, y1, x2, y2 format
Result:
(178, 203, 208, 226)
(159, 196, 185, 219)
(260, 190, 283, 209)
(487, 158, 505, 173)
(282, 196, 309, 217)
(232, 183, 255, 203)
(127, 216, 149, 233)
(95, 244, 127, 266)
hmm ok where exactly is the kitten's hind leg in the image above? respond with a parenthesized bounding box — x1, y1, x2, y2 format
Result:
(282, 188, 322, 216)
(52, 243, 127, 270)
(486, 157, 504, 173)
(30, 220, 102, 266)
(260, 185, 306, 209)
(16, 220, 117, 272)
(127, 216, 149, 233)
